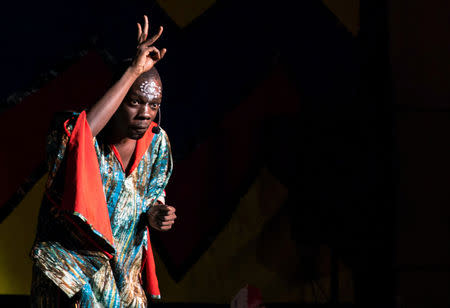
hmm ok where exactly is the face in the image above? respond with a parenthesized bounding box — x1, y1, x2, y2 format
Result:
(116, 77, 162, 140)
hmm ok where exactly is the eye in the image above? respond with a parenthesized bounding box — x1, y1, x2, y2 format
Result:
(150, 103, 160, 110)
(129, 100, 139, 106)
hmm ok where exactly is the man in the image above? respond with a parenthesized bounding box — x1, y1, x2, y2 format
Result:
(30, 15, 175, 307)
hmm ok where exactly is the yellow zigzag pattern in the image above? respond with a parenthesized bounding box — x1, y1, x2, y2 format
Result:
(156, 0, 359, 35)
(154, 168, 355, 303)
(0, 174, 46, 294)
(322, 0, 360, 36)
(157, 0, 216, 28)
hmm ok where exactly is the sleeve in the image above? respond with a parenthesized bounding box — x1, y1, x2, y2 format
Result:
(145, 129, 173, 211)
(142, 130, 173, 300)
(33, 111, 113, 298)
(44, 110, 114, 250)
(156, 190, 166, 204)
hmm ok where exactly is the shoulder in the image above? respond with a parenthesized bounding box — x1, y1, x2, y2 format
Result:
(158, 127, 169, 138)
(156, 127, 171, 146)
(149, 127, 171, 158)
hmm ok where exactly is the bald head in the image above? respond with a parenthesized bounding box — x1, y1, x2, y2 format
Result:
(130, 67, 163, 102)
(137, 67, 161, 85)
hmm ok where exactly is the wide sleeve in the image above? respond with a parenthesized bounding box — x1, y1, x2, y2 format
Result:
(60, 110, 114, 251)
(44, 110, 114, 252)
(145, 128, 173, 212)
(32, 111, 113, 298)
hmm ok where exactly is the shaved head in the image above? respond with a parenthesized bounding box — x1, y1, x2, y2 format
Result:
(137, 67, 161, 85)
(129, 67, 163, 104)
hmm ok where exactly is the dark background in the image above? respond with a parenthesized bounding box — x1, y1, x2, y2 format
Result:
(0, 0, 449, 307)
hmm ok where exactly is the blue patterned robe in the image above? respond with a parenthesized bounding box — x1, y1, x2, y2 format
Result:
(31, 111, 172, 307)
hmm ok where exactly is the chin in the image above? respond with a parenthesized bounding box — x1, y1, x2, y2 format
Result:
(128, 127, 149, 140)
(129, 133, 146, 140)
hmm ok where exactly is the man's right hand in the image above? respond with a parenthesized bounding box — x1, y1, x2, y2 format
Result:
(130, 15, 167, 77)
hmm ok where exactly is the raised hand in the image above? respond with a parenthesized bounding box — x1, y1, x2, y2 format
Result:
(86, 14, 168, 137)
(131, 15, 167, 76)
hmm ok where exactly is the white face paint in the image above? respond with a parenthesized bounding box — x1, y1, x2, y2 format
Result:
(139, 80, 162, 101)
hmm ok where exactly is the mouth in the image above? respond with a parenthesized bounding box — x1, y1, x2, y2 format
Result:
(130, 126, 149, 132)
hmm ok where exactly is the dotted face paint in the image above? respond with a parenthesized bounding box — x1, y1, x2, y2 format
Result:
(139, 80, 162, 101)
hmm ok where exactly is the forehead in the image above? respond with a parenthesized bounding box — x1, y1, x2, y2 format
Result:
(130, 77, 162, 101)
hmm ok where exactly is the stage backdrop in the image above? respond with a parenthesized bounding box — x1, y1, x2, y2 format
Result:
(0, 0, 361, 304)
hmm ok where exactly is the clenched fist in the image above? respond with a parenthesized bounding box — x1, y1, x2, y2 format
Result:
(147, 203, 176, 231)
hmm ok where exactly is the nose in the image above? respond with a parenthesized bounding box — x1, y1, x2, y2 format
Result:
(137, 104, 151, 120)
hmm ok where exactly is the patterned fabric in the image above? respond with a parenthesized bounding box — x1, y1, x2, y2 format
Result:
(31, 111, 172, 307)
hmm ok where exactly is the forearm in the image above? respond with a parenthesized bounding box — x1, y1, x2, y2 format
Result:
(86, 67, 140, 137)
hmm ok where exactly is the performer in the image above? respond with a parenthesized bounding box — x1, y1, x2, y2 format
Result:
(30, 15, 176, 307)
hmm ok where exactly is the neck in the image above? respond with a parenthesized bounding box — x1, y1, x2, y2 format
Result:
(111, 137, 137, 174)
(113, 137, 136, 147)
